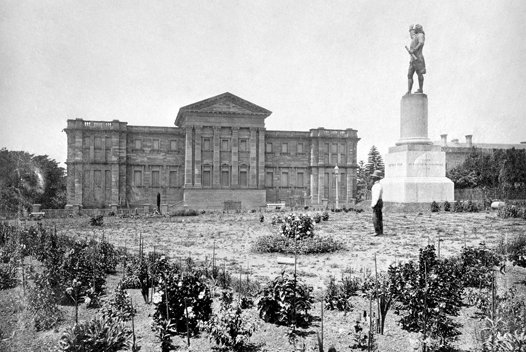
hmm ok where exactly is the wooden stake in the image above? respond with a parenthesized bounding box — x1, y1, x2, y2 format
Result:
(368, 296, 372, 352)
(131, 297, 137, 351)
(374, 253, 380, 333)
(184, 297, 190, 346)
(321, 295, 324, 352)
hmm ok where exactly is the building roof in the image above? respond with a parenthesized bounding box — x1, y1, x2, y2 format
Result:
(432, 141, 526, 150)
(175, 92, 272, 127)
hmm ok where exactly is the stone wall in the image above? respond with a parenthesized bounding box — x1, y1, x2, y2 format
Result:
(183, 189, 266, 209)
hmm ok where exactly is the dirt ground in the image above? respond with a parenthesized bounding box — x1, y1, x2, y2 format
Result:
(2, 209, 526, 351)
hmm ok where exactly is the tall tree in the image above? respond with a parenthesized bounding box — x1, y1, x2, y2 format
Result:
(0, 148, 66, 213)
(356, 160, 368, 200)
(365, 145, 385, 177)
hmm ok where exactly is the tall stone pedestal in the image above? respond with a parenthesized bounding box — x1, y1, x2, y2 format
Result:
(381, 94, 454, 203)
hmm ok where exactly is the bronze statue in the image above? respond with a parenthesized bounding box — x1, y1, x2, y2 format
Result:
(406, 24, 426, 94)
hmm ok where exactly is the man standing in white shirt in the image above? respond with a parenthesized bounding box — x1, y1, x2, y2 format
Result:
(370, 170, 384, 236)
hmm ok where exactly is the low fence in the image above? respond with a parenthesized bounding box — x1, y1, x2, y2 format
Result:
(0, 204, 188, 220)
(455, 188, 526, 201)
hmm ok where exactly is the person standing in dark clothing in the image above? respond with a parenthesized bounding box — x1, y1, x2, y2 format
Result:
(370, 170, 384, 236)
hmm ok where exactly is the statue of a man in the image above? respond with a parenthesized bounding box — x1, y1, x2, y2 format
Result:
(406, 24, 426, 94)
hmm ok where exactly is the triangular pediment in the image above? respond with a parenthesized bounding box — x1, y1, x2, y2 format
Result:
(175, 92, 271, 126)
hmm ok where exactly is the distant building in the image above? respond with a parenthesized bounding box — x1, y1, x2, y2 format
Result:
(433, 134, 526, 171)
(64, 92, 360, 209)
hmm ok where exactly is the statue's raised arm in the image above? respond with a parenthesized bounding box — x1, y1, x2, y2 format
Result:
(406, 24, 426, 94)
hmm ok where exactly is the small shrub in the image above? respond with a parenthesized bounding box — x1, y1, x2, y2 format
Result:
(389, 246, 464, 348)
(204, 291, 257, 351)
(313, 213, 321, 223)
(27, 271, 63, 330)
(321, 211, 329, 221)
(443, 201, 451, 212)
(152, 269, 212, 336)
(252, 234, 344, 254)
(431, 201, 440, 212)
(100, 284, 136, 322)
(500, 235, 526, 268)
(58, 315, 131, 352)
(463, 200, 479, 213)
(280, 213, 314, 240)
(453, 200, 463, 213)
(171, 208, 198, 217)
(0, 264, 17, 290)
(90, 215, 104, 226)
(324, 276, 354, 312)
(257, 273, 313, 328)
(98, 240, 120, 274)
(498, 205, 526, 219)
(456, 244, 501, 288)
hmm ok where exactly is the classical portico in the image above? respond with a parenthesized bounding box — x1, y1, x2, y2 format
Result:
(175, 93, 271, 208)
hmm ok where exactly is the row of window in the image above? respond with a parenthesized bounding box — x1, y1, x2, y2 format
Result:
(265, 142, 351, 154)
(265, 142, 305, 154)
(84, 136, 113, 149)
(133, 170, 179, 187)
(133, 139, 178, 151)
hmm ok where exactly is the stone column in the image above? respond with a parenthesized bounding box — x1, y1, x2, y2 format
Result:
(346, 170, 353, 203)
(194, 127, 202, 187)
(74, 130, 84, 205)
(231, 127, 239, 188)
(397, 94, 432, 145)
(184, 126, 193, 187)
(213, 126, 220, 187)
(258, 129, 265, 189)
(310, 169, 318, 204)
(111, 164, 119, 205)
(249, 128, 257, 187)
(318, 138, 324, 165)
(318, 170, 324, 205)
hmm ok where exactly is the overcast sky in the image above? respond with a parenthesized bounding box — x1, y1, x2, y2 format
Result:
(1, 0, 525, 166)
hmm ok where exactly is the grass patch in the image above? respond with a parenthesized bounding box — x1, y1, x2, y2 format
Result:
(251, 234, 345, 254)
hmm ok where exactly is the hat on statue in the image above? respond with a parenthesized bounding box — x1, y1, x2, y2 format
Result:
(371, 170, 383, 179)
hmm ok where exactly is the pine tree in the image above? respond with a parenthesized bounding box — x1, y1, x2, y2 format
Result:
(365, 146, 385, 177)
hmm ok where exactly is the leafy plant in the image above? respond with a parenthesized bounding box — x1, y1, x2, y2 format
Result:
(0, 264, 17, 290)
(204, 291, 257, 351)
(280, 213, 314, 240)
(90, 215, 104, 226)
(389, 246, 464, 349)
(257, 273, 313, 328)
(362, 273, 394, 335)
(152, 269, 213, 336)
(321, 211, 329, 221)
(27, 271, 63, 330)
(324, 275, 357, 312)
(98, 240, 120, 274)
(481, 288, 526, 352)
(313, 213, 321, 223)
(171, 208, 198, 216)
(58, 315, 131, 352)
(464, 200, 480, 213)
(500, 235, 526, 268)
(252, 234, 344, 254)
(454, 200, 464, 213)
(100, 284, 136, 322)
(431, 201, 440, 212)
(455, 244, 501, 288)
(443, 200, 451, 212)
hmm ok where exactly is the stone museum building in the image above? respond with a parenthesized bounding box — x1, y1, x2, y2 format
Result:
(65, 92, 360, 210)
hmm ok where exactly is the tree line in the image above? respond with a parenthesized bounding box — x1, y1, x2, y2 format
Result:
(447, 148, 526, 195)
(0, 148, 66, 213)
